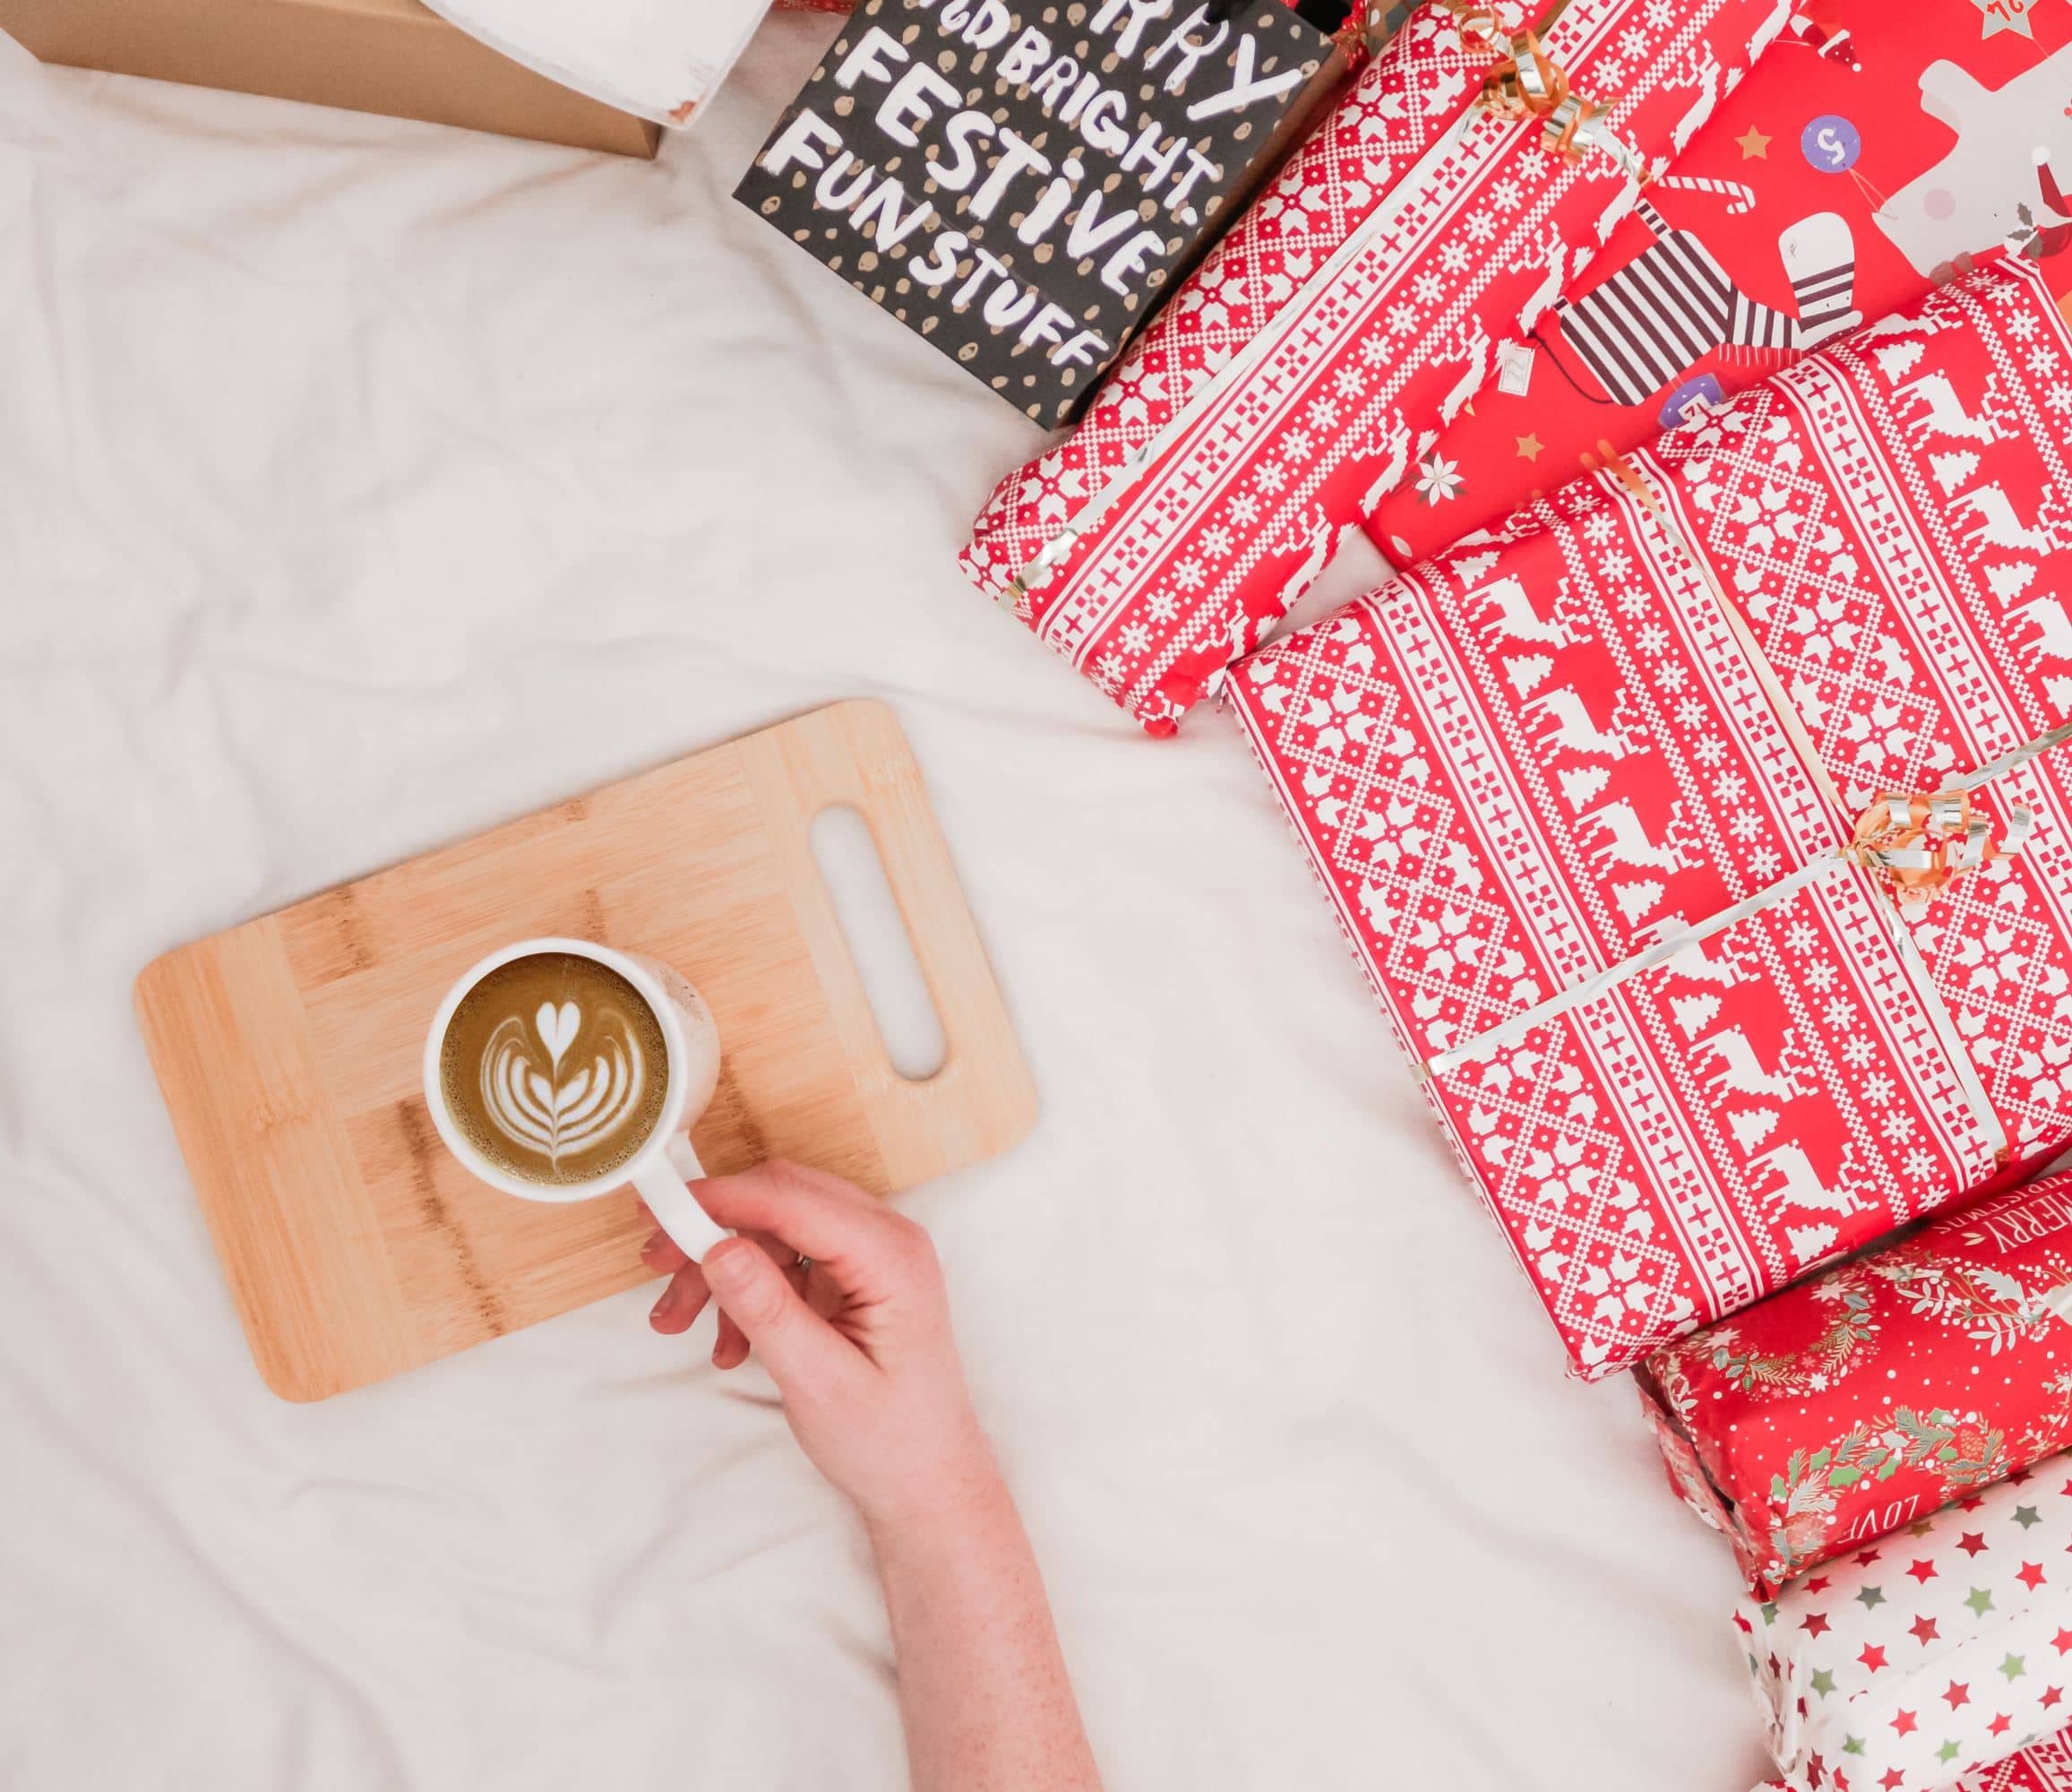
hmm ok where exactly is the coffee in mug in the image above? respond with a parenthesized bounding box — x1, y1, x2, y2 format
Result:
(438, 950, 671, 1186)
(423, 938, 728, 1262)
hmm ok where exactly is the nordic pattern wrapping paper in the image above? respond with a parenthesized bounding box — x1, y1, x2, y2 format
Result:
(1642, 1172, 2072, 1597)
(1966, 1734, 2072, 1792)
(1743, 1462, 2072, 1792)
(1224, 258, 2072, 1378)
(1943, 1733, 2072, 1792)
(957, 0, 1792, 735)
(1757, 1727, 2072, 1792)
(1365, 0, 2072, 569)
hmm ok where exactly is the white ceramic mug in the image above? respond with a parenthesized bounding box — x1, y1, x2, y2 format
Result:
(421, 936, 729, 1261)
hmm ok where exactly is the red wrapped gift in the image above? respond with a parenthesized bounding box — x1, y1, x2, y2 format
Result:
(1366, 0, 2072, 568)
(1964, 1736, 2072, 1792)
(1641, 1170, 2072, 1596)
(1226, 258, 2072, 1376)
(959, 0, 1791, 735)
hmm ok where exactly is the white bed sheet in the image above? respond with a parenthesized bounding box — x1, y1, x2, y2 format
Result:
(0, 17, 1773, 1790)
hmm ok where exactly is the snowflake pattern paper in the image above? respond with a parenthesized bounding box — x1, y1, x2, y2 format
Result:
(1225, 260, 2072, 1377)
(1952, 1731, 2072, 1790)
(959, 0, 1792, 734)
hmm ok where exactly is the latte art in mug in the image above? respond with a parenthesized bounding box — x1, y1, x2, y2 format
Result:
(437, 952, 670, 1185)
(480, 1003, 644, 1165)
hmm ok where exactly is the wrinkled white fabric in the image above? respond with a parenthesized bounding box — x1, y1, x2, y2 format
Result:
(419, 0, 769, 124)
(0, 17, 1770, 1790)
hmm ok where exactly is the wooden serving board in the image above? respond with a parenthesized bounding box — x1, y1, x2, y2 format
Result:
(136, 701, 1036, 1402)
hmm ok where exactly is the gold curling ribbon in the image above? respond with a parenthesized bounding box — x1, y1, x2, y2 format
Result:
(999, 0, 1648, 615)
(1850, 789, 2033, 916)
(1414, 452, 2065, 1107)
(1598, 444, 2040, 919)
(1440, 0, 1641, 172)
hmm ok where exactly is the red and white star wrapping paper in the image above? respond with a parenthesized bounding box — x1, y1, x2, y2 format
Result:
(1758, 1726, 2072, 1792)
(1225, 258, 2072, 1377)
(1642, 1171, 2072, 1596)
(1743, 1461, 2072, 1792)
(959, 0, 1791, 735)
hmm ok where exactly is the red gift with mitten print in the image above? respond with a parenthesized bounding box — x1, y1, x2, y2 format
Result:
(1225, 259, 2072, 1377)
(1366, 0, 2072, 569)
(958, 0, 1793, 735)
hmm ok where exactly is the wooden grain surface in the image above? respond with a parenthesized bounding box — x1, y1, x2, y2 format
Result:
(136, 701, 1036, 1401)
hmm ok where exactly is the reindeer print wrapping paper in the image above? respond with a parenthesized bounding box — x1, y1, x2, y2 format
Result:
(1367, 0, 2072, 569)
(1225, 258, 2072, 1378)
(1741, 1462, 2072, 1792)
(958, 0, 1792, 735)
(1641, 1171, 2072, 1598)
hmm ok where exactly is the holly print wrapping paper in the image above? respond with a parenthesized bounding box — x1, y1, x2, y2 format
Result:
(1642, 1172, 2072, 1597)
(1224, 257, 2072, 1378)
(958, 0, 1792, 735)
(1366, 0, 2072, 569)
(1742, 1460, 2072, 1791)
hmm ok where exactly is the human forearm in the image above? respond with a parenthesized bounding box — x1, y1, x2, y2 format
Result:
(646, 1167, 1103, 1792)
(869, 1476, 1104, 1792)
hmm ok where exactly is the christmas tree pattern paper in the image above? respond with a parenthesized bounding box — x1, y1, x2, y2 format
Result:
(1366, 0, 2072, 567)
(1644, 1172, 2072, 1596)
(1225, 259, 2072, 1376)
(959, 0, 1788, 733)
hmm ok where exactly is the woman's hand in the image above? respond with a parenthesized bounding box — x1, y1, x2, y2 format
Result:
(641, 1161, 1000, 1532)
(645, 1162, 1105, 1792)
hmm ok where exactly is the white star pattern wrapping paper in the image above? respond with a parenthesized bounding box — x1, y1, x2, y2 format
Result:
(1746, 1459, 2072, 1789)
(1756, 1727, 2072, 1790)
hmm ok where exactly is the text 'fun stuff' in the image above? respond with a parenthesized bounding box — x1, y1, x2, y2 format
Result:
(756, 0, 1315, 370)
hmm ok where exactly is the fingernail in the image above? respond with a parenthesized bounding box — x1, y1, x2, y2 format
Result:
(702, 1241, 753, 1290)
(649, 1290, 673, 1322)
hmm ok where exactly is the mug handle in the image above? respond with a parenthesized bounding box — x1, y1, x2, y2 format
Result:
(633, 1133, 729, 1262)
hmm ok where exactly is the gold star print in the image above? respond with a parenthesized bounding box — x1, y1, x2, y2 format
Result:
(1738, 126, 1771, 159)
(1517, 433, 1543, 461)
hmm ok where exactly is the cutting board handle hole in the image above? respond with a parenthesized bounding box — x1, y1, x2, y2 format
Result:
(810, 805, 947, 1081)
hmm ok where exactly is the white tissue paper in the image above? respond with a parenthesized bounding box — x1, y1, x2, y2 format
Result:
(417, 0, 770, 126)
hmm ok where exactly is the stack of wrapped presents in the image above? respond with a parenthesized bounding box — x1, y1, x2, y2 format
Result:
(945, 1, 2072, 1783)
